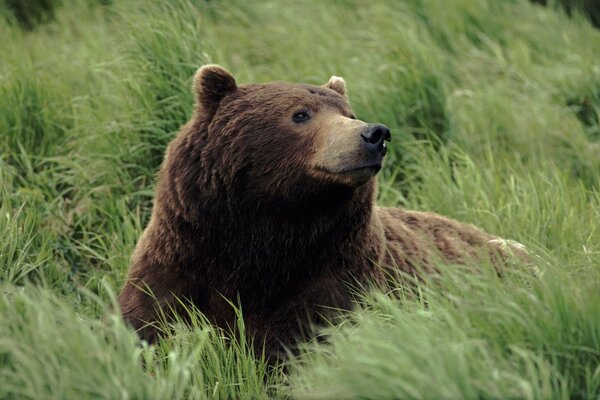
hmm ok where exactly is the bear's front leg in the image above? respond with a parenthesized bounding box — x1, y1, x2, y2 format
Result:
(117, 264, 190, 343)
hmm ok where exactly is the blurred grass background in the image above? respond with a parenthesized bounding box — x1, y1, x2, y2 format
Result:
(0, 0, 599, 398)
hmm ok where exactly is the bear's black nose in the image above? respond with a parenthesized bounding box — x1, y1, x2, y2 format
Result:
(361, 124, 391, 155)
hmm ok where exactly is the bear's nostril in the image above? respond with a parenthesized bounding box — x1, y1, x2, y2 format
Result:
(361, 124, 391, 149)
(361, 127, 382, 145)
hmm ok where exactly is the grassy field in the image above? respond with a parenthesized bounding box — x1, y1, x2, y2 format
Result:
(1, 0, 599, 398)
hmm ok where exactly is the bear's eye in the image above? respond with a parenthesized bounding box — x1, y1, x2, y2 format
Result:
(292, 111, 311, 123)
(349, 114, 357, 120)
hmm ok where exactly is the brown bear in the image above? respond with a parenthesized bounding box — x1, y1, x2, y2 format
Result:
(118, 65, 524, 359)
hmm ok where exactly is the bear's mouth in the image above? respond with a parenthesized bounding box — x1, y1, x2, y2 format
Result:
(316, 164, 381, 186)
(317, 164, 381, 175)
(341, 164, 381, 174)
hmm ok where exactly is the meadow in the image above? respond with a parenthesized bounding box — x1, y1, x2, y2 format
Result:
(1, 0, 599, 398)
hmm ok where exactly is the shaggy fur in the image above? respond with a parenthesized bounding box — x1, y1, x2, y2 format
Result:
(118, 65, 522, 359)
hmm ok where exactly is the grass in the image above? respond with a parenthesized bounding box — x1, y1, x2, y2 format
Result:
(1, 0, 599, 398)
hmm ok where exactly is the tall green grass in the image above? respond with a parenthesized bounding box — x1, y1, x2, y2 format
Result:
(0, 285, 281, 399)
(291, 263, 600, 399)
(1, 0, 599, 398)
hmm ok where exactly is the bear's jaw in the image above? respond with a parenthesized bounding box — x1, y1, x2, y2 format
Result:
(232, 179, 372, 219)
(313, 164, 381, 188)
(339, 165, 382, 187)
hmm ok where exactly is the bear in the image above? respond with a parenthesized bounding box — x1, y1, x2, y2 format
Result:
(118, 65, 525, 360)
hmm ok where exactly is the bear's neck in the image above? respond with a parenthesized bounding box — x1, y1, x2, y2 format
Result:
(210, 182, 377, 261)
(197, 182, 380, 295)
(158, 177, 380, 278)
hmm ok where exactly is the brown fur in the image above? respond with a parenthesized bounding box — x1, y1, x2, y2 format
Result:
(118, 65, 523, 359)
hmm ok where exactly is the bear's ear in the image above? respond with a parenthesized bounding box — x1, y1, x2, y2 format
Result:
(323, 76, 346, 97)
(193, 64, 237, 115)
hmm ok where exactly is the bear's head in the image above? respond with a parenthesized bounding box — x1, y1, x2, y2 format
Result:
(191, 65, 391, 204)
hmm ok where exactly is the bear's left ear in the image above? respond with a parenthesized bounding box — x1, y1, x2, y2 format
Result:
(193, 64, 238, 116)
(323, 76, 346, 97)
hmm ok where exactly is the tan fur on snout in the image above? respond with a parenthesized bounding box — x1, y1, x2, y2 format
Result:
(309, 110, 373, 186)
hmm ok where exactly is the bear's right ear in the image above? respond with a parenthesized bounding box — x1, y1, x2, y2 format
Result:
(323, 76, 347, 97)
(193, 64, 237, 115)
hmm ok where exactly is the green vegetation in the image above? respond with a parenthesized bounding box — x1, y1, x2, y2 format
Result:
(1, 0, 599, 398)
